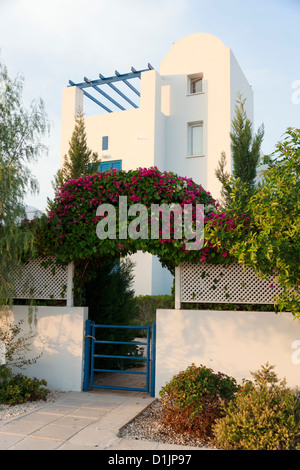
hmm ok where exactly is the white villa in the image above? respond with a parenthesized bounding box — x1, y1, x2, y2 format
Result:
(60, 33, 254, 296)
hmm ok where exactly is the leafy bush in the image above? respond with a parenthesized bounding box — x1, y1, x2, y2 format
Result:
(211, 127, 300, 317)
(212, 363, 300, 450)
(159, 363, 238, 441)
(0, 320, 49, 405)
(0, 365, 49, 405)
(132, 295, 173, 326)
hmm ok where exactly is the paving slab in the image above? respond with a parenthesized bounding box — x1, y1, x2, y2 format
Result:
(0, 391, 157, 450)
(0, 374, 215, 451)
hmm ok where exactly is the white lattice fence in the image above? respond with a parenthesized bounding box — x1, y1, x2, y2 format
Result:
(175, 262, 282, 308)
(11, 257, 74, 306)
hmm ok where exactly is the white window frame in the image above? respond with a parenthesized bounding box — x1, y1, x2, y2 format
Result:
(187, 121, 204, 158)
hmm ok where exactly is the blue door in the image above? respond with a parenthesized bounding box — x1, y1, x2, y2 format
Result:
(83, 321, 156, 396)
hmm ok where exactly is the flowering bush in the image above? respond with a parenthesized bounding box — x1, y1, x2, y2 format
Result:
(31, 167, 246, 271)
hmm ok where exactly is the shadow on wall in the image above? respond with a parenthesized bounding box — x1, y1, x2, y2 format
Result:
(155, 309, 300, 394)
(3, 306, 88, 392)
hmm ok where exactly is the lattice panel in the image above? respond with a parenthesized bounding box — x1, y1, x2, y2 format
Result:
(180, 262, 282, 304)
(11, 257, 68, 300)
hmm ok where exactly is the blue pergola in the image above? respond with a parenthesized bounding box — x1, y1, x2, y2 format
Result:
(69, 64, 154, 113)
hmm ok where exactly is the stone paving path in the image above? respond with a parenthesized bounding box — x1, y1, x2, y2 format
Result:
(0, 390, 210, 450)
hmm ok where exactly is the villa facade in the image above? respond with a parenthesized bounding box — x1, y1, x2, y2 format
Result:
(60, 33, 253, 295)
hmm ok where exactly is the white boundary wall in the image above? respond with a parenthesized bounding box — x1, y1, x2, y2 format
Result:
(155, 309, 300, 397)
(1, 306, 88, 392)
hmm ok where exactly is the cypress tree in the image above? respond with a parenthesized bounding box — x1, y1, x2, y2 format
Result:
(230, 94, 264, 191)
(215, 94, 264, 207)
(47, 106, 99, 211)
(60, 106, 99, 182)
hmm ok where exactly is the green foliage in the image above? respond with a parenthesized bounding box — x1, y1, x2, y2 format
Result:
(209, 128, 300, 316)
(212, 363, 300, 450)
(0, 59, 49, 306)
(160, 363, 239, 413)
(227, 128, 300, 316)
(215, 94, 264, 208)
(132, 295, 174, 326)
(84, 258, 138, 325)
(61, 106, 99, 180)
(0, 365, 49, 405)
(159, 363, 238, 441)
(48, 107, 99, 211)
(0, 315, 47, 405)
(230, 94, 264, 191)
(132, 296, 276, 326)
(214, 151, 231, 207)
(182, 302, 277, 312)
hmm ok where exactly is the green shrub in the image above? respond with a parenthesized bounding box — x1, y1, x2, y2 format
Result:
(132, 295, 173, 327)
(159, 363, 238, 441)
(212, 363, 300, 450)
(0, 365, 49, 405)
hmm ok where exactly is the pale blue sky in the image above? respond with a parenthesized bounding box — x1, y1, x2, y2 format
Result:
(0, 0, 299, 211)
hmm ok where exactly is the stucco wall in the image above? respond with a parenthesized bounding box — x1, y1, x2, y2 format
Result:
(128, 252, 173, 296)
(61, 33, 253, 202)
(0, 305, 88, 392)
(155, 309, 300, 397)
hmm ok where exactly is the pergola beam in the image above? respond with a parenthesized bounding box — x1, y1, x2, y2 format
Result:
(99, 74, 138, 109)
(69, 69, 147, 90)
(83, 77, 125, 111)
(69, 80, 112, 113)
(68, 65, 154, 112)
(115, 70, 140, 97)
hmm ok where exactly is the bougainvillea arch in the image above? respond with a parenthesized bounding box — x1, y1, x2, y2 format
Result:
(32, 167, 240, 272)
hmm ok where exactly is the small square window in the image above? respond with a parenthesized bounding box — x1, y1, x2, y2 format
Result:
(190, 77, 202, 94)
(187, 74, 203, 95)
(102, 136, 109, 151)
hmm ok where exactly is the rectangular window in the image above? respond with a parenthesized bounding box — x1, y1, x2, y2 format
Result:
(190, 77, 202, 94)
(98, 160, 122, 172)
(191, 125, 202, 154)
(102, 136, 109, 150)
(187, 73, 203, 95)
(188, 122, 203, 156)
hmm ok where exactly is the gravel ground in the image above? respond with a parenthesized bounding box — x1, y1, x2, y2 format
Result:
(119, 399, 218, 450)
(0, 390, 64, 422)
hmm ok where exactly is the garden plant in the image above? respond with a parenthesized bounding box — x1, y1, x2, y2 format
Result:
(159, 363, 238, 442)
(212, 363, 300, 450)
(159, 362, 300, 450)
(0, 320, 49, 405)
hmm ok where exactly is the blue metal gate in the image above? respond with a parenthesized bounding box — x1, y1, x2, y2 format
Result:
(83, 320, 156, 397)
